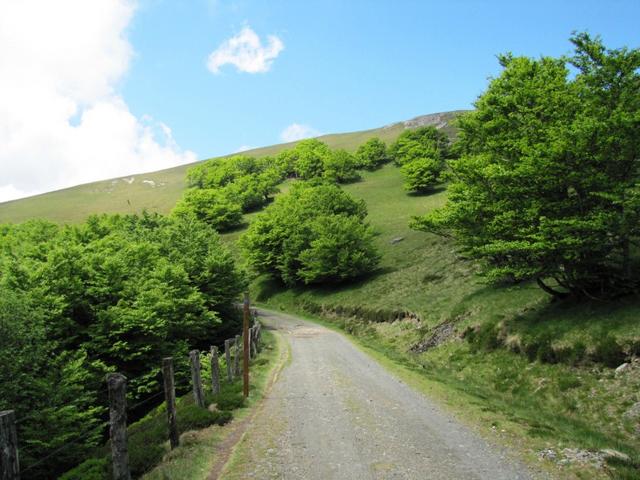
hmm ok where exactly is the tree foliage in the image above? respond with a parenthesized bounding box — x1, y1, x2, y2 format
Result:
(355, 137, 389, 170)
(323, 149, 360, 183)
(390, 126, 449, 192)
(400, 156, 443, 193)
(240, 182, 380, 285)
(172, 188, 243, 230)
(178, 155, 282, 230)
(291, 139, 332, 180)
(0, 213, 244, 477)
(412, 33, 640, 298)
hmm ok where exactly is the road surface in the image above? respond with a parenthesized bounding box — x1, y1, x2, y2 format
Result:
(221, 309, 542, 480)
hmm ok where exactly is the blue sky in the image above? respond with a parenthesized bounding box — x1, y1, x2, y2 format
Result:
(1, 0, 639, 201)
(124, 0, 640, 157)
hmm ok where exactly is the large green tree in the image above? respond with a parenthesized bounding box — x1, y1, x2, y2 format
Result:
(0, 213, 244, 478)
(355, 137, 389, 170)
(240, 183, 380, 285)
(390, 126, 449, 192)
(413, 33, 640, 298)
(323, 149, 360, 183)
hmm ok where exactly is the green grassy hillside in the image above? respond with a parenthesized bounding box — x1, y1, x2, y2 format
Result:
(0, 111, 463, 224)
(246, 164, 640, 479)
(5, 107, 639, 477)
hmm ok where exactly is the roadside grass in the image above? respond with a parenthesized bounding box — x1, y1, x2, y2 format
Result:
(60, 331, 281, 480)
(140, 330, 282, 480)
(260, 306, 640, 479)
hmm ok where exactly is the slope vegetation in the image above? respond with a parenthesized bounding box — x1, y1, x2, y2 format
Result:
(250, 164, 640, 479)
(0, 111, 462, 224)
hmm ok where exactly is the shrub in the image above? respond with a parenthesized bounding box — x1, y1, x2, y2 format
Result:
(59, 458, 109, 480)
(172, 189, 243, 231)
(400, 156, 444, 192)
(389, 126, 449, 166)
(240, 183, 379, 285)
(323, 149, 360, 183)
(355, 137, 388, 170)
(177, 403, 232, 433)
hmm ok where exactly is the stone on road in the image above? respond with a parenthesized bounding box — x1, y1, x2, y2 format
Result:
(222, 309, 541, 480)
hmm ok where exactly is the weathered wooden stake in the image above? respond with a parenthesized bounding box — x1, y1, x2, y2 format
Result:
(248, 327, 254, 359)
(243, 292, 250, 398)
(254, 329, 259, 356)
(233, 335, 241, 378)
(107, 373, 131, 480)
(225, 339, 233, 382)
(0, 410, 19, 480)
(210, 346, 221, 395)
(253, 322, 261, 352)
(189, 350, 206, 408)
(162, 358, 179, 450)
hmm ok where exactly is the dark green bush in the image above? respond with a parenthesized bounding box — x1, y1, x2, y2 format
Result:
(59, 458, 109, 480)
(214, 386, 245, 411)
(177, 403, 232, 434)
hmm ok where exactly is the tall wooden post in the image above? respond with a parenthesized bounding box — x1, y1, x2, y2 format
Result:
(0, 410, 19, 480)
(189, 350, 206, 408)
(225, 339, 233, 382)
(107, 373, 131, 480)
(162, 358, 179, 450)
(210, 346, 221, 395)
(243, 292, 250, 398)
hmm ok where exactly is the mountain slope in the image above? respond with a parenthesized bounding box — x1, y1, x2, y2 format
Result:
(0, 110, 464, 224)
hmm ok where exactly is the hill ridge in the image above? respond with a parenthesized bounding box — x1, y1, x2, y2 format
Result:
(0, 110, 464, 224)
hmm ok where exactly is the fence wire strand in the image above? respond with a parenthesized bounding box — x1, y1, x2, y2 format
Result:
(21, 421, 109, 474)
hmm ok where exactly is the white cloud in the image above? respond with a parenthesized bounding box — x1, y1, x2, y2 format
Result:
(0, 0, 197, 203)
(207, 26, 284, 74)
(280, 123, 321, 143)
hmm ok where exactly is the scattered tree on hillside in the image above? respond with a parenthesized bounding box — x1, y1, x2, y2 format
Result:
(389, 126, 449, 166)
(240, 182, 380, 285)
(390, 126, 449, 192)
(172, 188, 243, 231)
(180, 154, 282, 228)
(323, 149, 360, 183)
(291, 139, 332, 180)
(355, 137, 389, 170)
(400, 156, 444, 193)
(412, 33, 640, 298)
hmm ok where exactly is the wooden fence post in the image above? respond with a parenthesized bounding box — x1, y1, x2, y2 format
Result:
(0, 410, 19, 480)
(251, 327, 258, 357)
(248, 327, 254, 359)
(107, 373, 131, 480)
(253, 322, 261, 352)
(233, 335, 241, 377)
(210, 346, 220, 395)
(225, 339, 233, 382)
(162, 358, 179, 450)
(189, 350, 206, 408)
(243, 293, 250, 398)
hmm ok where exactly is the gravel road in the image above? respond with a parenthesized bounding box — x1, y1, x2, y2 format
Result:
(222, 309, 542, 480)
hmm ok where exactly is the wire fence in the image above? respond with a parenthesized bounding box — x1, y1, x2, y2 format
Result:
(1, 313, 263, 480)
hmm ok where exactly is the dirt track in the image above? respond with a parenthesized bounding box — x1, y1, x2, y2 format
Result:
(221, 309, 543, 480)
